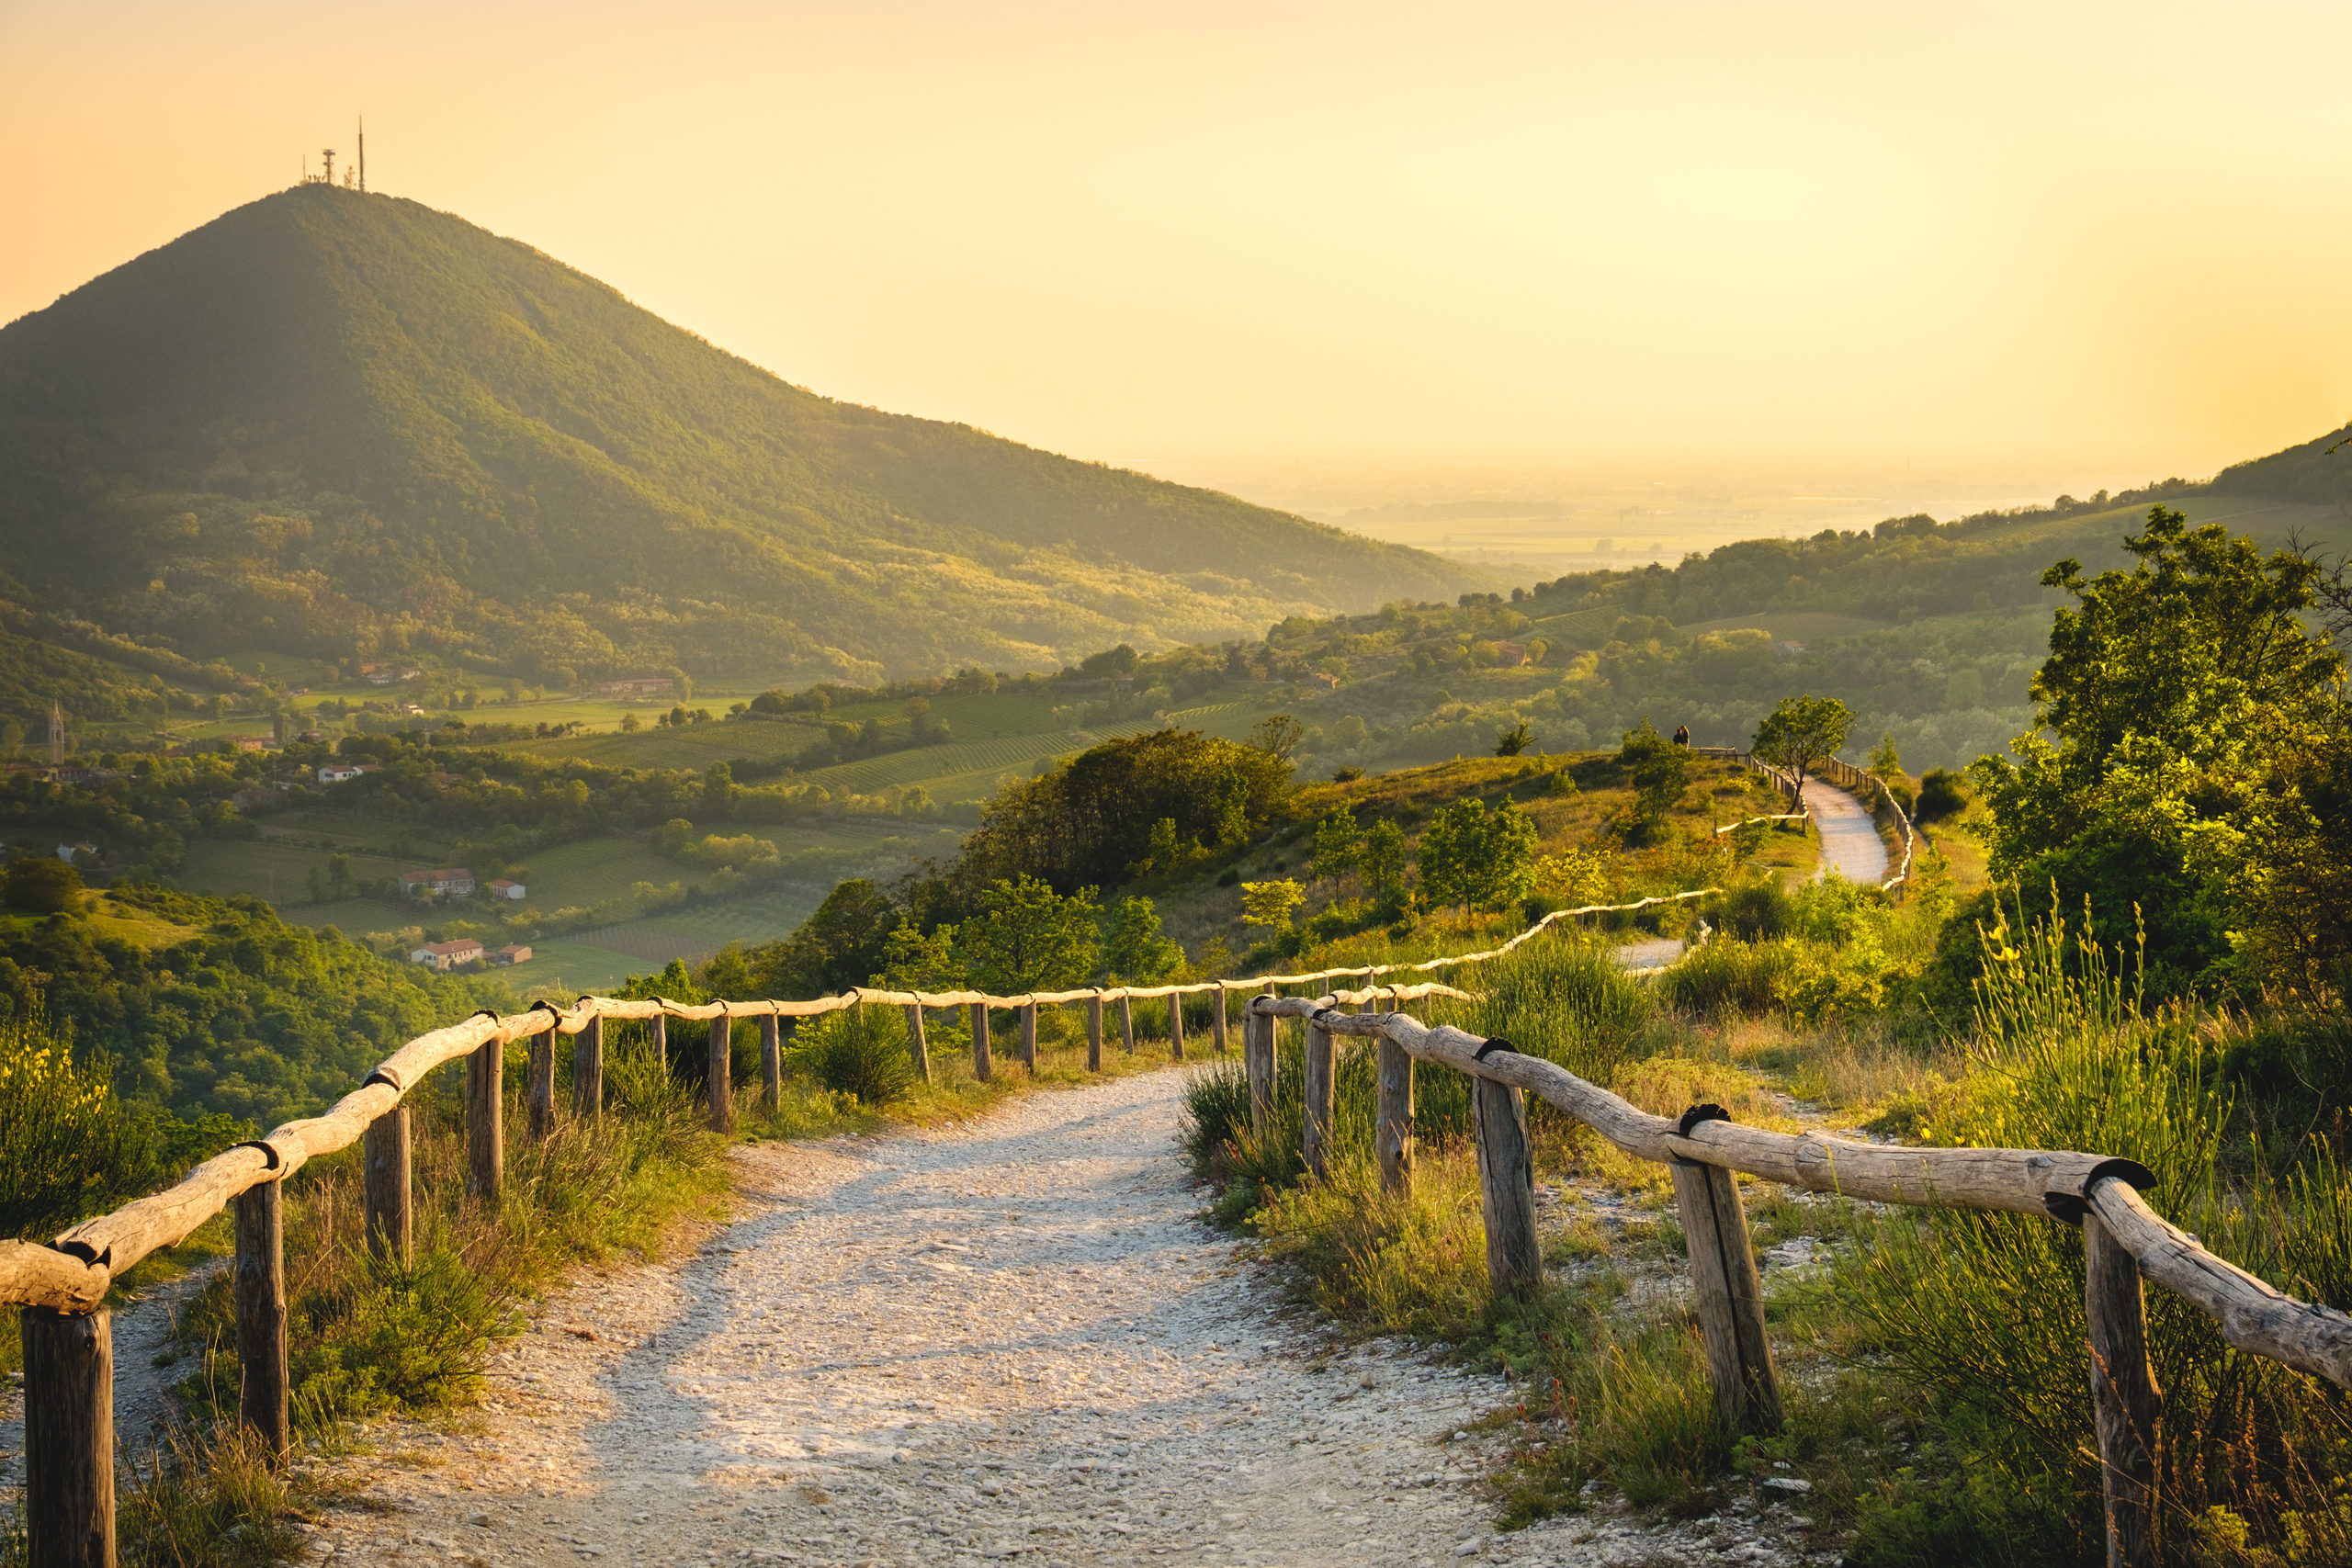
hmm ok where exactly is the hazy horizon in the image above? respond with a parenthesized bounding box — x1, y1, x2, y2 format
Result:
(7, 1, 2346, 518)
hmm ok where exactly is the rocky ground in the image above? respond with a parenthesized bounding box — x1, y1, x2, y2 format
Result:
(290, 1067, 1841, 1568)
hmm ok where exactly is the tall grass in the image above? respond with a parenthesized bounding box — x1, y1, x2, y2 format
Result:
(1843, 904, 2352, 1566)
(114, 1032, 728, 1566)
(0, 1005, 239, 1242)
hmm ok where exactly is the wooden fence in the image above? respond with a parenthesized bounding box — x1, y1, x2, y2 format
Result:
(1241, 991, 2352, 1568)
(0, 760, 1932, 1564)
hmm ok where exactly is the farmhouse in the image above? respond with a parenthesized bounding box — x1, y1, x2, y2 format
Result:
(317, 763, 364, 784)
(399, 867, 476, 897)
(488, 944, 532, 965)
(488, 878, 526, 900)
(595, 677, 674, 698)
(409, 938, 484, 971)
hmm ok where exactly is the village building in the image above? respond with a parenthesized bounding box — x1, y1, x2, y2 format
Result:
(409, 938, 484, 971)
(317, 763, 364, 784)
(487, 943, 532, 965)
(399, 867, 476, 897)
(488, 878, 526, 900)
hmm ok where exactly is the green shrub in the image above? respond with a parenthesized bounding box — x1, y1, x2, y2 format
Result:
(791, 1004, 916, 1106)
(1658, 937, 1792, 1016)
(1849, 906, 2352, 1564)
(2, 856, 82, 914)
(1453, 937, 1653, 1091)
(0, 1005, 242, 1240)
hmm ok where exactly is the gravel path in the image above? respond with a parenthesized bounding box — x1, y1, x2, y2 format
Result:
(1800, 779, 1887, 886)
(301, 1068, 1798, 1568)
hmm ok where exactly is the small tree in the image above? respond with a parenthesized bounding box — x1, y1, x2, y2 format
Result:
(1417, 797, 1538, 916)
(2, 857, 82, 915)
(1866, 732, 1904, 777)
(1752, 694, 1853, 792)
(957, 875, 1102, 993)
(1311, 806, 1361, 882)
(1101, 896, 1184, 982)
(1619, 718, 1691, 825)
(1361, 819, 1409, 908)
(1248, 715, 1305, 761)
(1494, 719, 1534, 757)
(1240, 879, 1306, 936)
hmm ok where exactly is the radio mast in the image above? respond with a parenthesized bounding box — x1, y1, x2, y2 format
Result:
(358, 116, 367, 192)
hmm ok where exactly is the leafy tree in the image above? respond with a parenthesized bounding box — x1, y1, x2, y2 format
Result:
(1360, 819, 1408, 907)
(1493, 720, 1533, 757)
(1968, 507, 2343, 989)
(1240, 879, 1306, 935)
(956, 728, 1291, 894)
(1248, 715, 1305, 761)
(1101, 896, 1183, 983)
(3, 857, 82, 914)
(747, 879, 899, 997)
(1311, 806, 1361, 882)
(957, 875, 1102, 994)
(1142, 818, 1195, 877)
(1866, 732, 1904, 777)
(1751, 694, 1853, 791)
(1619, 718, 1691, 826)
(1417, 797, 1539, 914)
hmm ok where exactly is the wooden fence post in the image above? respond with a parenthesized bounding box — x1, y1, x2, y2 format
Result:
(526, 1021, 557, 1140)
(1246, 998, 1276, 1138)
(1473, 1076, 1542, 1297)
(1302, 1012, 1336, 1179)
(1086, 993, 1104, 1072)
(363, 1105, 413, 1266)
(572, 1015, 604, 1121)
(233, 1178, 289, 1463)
(1669, 1150, 1781, 1433)
(1019, 1001, 1038, 1073)
(760, 1014, 783, 1111)
(2086, 1210, 2162, 1568)
(1170, 992, 1186, 1061)
(20, 1305, 113, 1568)
(903, 1004, 930, 1084)
(970, 1002, 992, 1082)
(708, 1011, 735, 1134)
(466, 1037, 503, 1201)
(1211, 985, 1227, 1055)
(1376, 1028, 1414, 1198)
(650, 1010, 668, 1077)
(1119, 995, 1136, 1055)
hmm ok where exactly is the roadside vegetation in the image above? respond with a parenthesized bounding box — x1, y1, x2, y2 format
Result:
(1181, 509, 2352, 1565)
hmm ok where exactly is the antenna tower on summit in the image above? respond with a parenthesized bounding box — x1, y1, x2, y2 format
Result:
(357, 116, 366, 192)
(321, 147, 336, 186)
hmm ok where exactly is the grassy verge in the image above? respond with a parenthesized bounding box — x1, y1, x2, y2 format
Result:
(1182, 919, 2352, 1567)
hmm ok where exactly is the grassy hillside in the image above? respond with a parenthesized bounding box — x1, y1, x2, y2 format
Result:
(0, 186, 1487, 692)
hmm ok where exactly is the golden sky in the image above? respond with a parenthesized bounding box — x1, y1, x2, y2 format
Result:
(5, 0, 2347, 485)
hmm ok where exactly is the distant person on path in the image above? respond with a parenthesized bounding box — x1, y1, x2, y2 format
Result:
(1672, 725, 1690, 747)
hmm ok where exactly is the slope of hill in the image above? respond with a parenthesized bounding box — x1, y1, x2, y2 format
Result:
(0, 186, 1487, 689)
(2211, 423, 2352, 504)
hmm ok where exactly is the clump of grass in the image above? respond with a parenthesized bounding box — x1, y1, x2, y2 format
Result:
(1250, 1151, 1491, 1337)
(1844, 904, 2352, 1565)
(116, 1422, 303, 1568)
(789, 1005, 917, 1106)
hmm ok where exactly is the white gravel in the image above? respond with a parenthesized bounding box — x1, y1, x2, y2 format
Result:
(299, 1067, 1823, 1566)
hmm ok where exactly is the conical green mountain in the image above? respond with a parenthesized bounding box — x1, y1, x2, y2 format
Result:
(0, 186, 1486, 686)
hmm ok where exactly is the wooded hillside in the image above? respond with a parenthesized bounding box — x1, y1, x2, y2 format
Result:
(0, 186, 1487, 689)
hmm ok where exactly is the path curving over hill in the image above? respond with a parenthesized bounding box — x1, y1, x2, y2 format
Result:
(301, 1070, 1810, 1567)
(1801, 777, 1888, 886)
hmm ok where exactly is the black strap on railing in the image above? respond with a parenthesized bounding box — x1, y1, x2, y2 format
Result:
(2043, 1157, 2160, 1226)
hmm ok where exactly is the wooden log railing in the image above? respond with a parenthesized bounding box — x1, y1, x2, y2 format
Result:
(0, 876, 1942, 1563)
(1241, 991, 2352, 1568)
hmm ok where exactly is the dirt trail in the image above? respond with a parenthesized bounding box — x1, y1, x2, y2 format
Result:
(300, 1068, 1806, 1568)
(1800, 778, 1888, 886)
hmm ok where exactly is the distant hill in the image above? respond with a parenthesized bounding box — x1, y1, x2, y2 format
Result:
(2211, 423, 2352, 505)
(0, 187, 1487, 689)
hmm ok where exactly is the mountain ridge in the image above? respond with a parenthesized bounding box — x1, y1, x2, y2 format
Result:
(0, 186, 1489, 687)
